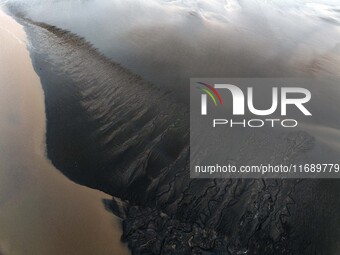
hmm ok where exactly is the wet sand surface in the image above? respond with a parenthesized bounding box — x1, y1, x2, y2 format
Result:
(0, 9, 129, 255)
(1, 1, 339, 254)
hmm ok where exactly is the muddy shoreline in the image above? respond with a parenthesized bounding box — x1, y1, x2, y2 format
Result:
(0, 8, 129, 255)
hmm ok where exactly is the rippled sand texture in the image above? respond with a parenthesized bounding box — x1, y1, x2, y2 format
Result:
(0, 9, 129, 255)
(15, 13, 340, 255)
(4, 1, 340, 254)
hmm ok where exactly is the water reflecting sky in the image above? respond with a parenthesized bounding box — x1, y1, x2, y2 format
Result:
(0, 0, 339, 253)
(7, 0, 339, 100)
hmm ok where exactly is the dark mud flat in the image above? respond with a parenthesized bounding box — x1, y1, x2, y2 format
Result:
(17, 16, 340, 255)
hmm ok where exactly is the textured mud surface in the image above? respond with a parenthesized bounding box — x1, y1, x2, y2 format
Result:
(12, 14, 340, 255)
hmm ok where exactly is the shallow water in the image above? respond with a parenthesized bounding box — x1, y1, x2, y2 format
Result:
(6, 0, 340, 100)
(1, 1, 340, 254)
(0, 9, 129, 255)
